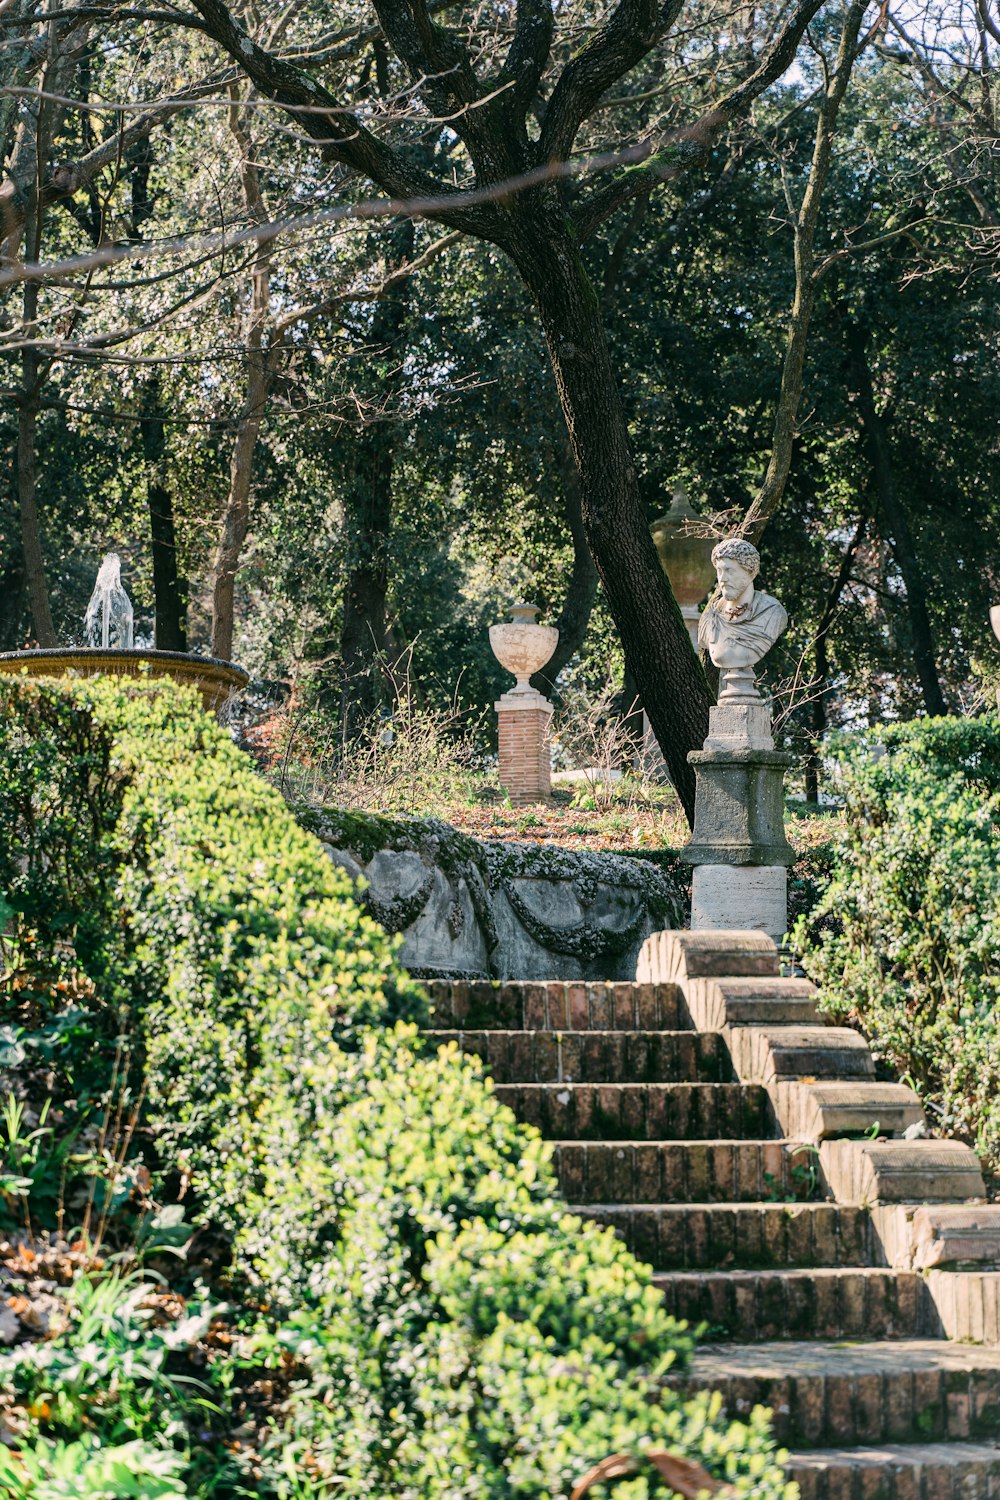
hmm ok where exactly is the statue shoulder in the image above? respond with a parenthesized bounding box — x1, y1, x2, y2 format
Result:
(753, 590, 787, 625)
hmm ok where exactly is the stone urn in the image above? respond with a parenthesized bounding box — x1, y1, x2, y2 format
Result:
(650, 486, 717, 647)
(489, 602, 558, 693)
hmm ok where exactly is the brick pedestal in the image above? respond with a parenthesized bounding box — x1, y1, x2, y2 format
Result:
(496, 688, 552, 804)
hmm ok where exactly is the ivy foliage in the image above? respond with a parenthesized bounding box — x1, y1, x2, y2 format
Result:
(793, 715, 1000, 1168)
(0, 678, 793, 1499)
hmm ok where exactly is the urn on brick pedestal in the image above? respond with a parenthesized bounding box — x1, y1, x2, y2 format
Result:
(490, 602, 558, 805)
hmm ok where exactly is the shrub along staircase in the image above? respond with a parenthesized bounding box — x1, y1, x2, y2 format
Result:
(418, 930, 1000, 1499)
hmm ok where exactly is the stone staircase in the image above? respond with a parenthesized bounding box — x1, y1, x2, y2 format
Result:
(418, 932, 1000, 1498)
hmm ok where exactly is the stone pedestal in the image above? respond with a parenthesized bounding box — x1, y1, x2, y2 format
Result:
(690, 863, 787, 939)
(681, 711, 794, 939)
(496, 688, 552, 804)
(683, 746, 795, 867)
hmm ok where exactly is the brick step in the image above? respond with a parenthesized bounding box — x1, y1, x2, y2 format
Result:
(425, 1029, 732, 1084)
(671, 1340, 1000, 1448)
(553, 1140, 820, 1204)
(417, 980, 683, 1031)
(496, 1082, 770, 1140)
(789, 1441, 1000, 1500)
(575, 1202, 873, 1269)
(653, 1268, 925, 1342)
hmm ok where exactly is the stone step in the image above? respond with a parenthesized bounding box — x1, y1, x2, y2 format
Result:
(495, 1081, 770, 1140)
(672, 1340, 1000, 1449)
(552, 1140, 820, 1204)
(574, 1202, 873, 1269)
(418, 979, 683, 1031)
(822, 1139, 986, 1205)
(729, 1023, 876, 1084)
(425, 1029, 732, 1084)
(773, 1080, 925, 1143)
(652, 1267, 925, 1342)
(788, 1441, 1000, 1500)
(637, 929, 780, 984)
(926, 1271, 1000, 1343)
(684, 975, 821, 1030)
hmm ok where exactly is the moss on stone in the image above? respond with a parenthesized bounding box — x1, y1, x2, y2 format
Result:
(294, 801, 686, 972)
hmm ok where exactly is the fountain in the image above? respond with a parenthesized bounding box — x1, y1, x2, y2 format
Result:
(0, 554, 248, 714)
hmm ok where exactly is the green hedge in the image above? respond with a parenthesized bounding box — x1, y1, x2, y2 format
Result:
(0, 678, 792, 1498)
(793, 715, 1000, 1169)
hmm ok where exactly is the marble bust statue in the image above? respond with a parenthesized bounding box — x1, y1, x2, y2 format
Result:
(697, 538, 787, 701)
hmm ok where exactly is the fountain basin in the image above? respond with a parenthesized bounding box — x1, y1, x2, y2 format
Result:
(0, 648, 249, 714)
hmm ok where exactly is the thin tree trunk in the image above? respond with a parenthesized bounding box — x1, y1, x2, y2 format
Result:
(741, 0, 868, 543)
(210, 95, 273, 661)
(140, 381, 187, 651)
(17, 239, 56, 644)
(846, 327, 947, 717)
(513, 216, 712, 822)
(804, 512, 867, 801)
(340, 217, 415, 728)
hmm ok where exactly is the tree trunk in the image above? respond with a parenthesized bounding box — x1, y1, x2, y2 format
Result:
(846, 327, 946, 717)
(740, 0, 868, 543)
(210, 99, 273, 661)
(140, 381, 187, 651)
(340, 217, 416, 730)
(512, 215, 712, 821)
(17, 319, 56, 646)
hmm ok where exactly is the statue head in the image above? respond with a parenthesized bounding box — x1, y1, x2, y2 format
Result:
(711, 537, 760, 601)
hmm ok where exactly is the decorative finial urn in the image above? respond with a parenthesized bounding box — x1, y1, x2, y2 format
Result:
(489, 601, 558, 694)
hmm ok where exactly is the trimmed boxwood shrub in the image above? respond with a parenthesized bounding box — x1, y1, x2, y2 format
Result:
(793, 715, 1000, 1169)
(0, 678, 793, 1499)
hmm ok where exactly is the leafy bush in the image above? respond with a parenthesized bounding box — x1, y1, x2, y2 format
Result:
(793, 715, 1000, 1167)
(0, 1436, 190, 1500)
(0, 678, 793, 1498)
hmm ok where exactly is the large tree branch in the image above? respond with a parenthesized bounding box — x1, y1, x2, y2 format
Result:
(539, 0, 683, 165)
(187, 0, 499, 235)
(492, 0, 554, 119)
(367, 0, 482, 117)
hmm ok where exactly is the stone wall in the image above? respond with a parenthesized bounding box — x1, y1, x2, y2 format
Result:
(297, 806, 687, 981)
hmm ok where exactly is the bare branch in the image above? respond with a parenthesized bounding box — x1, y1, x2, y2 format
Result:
(572, 0, 829, 239)
(979, 0, 1000, 46)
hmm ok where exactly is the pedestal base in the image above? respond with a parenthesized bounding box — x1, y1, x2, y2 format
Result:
(682, 747, 795, 866)
(691, 864, 788, 941)
(495, 688, 552, 804)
